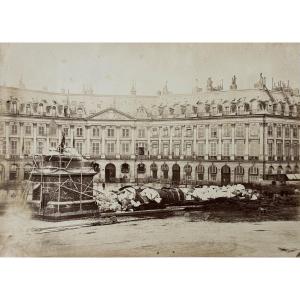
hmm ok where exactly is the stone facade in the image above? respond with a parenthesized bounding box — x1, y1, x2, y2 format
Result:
(1, 76, 300, 185)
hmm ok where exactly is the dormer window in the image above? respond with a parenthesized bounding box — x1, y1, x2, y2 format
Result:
(26, 104, 31, 115)
(39, 103, 44, 115)
(11, 101, 17, 114)
(51, 106, 57, 117)
(77, 107, 83, 117)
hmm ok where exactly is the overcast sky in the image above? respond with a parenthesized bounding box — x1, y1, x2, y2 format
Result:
(0, 43, 300, 95)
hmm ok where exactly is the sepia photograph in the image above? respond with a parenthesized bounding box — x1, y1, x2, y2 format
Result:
(0, 43, 299, 257)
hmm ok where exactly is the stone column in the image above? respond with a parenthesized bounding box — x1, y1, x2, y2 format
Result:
(85, 125, 91, 158)
(282, 124, 286, 160)
(205, 124, 209, 160)
(46, 124, 50, 150)
(259, 123, 264, 160)
(169, 126, 173, 159)
(217, 124, 222, 160)
(5, 122, 10, 159)
(158, 126, 162, 159)
(245, 123, 249, 160)
(116, 126, 120, 159)
(101, 125, 105, 159)
(131, 126, 136, 159)
(193, 125, 197, 159)
(180, 125, 184, 159)
(230, 124, 235, 160)
(19, 122, 24, 159)
(274, 124, 277, 160)
(147, 126, 151, 158)
(33, 123, 37, 155)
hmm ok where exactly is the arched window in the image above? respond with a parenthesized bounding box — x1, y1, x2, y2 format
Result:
(121, 163, 130, 173)
(286, 165, 292, 174)
(23, 164, 32, 180)
(26, 104, 31, 115)
(184, 164, 192, 176)
(9, 164, 19, 180)
(249, 166, 259, 183)
(39, 103, 44, 115)
(137, 163, 145, 174)
(196, 164, 205, 180)
(277, 166, 283, 174)
(235, 165, 244, 183)
(267, 166, 274, 175)
(161, 163, 169, 179)
(294, 165, 299, 174)
(208, 164, 217, 181)
(150, 163, 158, 179)
(11, 101, 17, 114)
(51, 106, 57, 117)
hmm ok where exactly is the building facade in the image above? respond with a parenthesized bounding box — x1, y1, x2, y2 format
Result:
(1, 75, 300, 185)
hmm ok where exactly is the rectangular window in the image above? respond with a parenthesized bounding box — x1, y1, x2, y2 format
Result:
(37, 141, 44, 154)
(249, 141, 259, 156)
(236, 141, 245, 156)
(268, 142, 273, 157)
(223, 124, 231, 137)
(38, 126, 45, 136)
(76, 127, 83, 137)
(10, 140, 17, 155)
(174, 127, 181, 137)
(107, 142, 115, 154)
(277, 142, 283, 157)
(63, 127, 69, 136)
(76, 142, 83, 154)
(285, 126, 290, 138)
(268, 125, 273, 137)
(25, 125, 31, 135)
(186, 127, 192, 137)
(107, 128, 114, 137)
(138, 128, 145, 138)
(186, 144, 192, 156)
(24, 141, 31, 155)
(198, 143, 205, 156)
(277, 126, 282, 138)
(210, 142, 217, 156)
(11, 124, 18, 135)
(293, 143, 299, 158)
(285, 142, 290, 158)
(0, 141, 6, 155)
(174, 144, 180, 156)
(293, 127, 298, 139)
(121, 143, 130, 154)
(236, 125, 245, 138)
(122, 128, 129, 138)
(92, 142, 100, 155)
(198, 126, 205, 138)
(50, 141, 57, 148)
(92, 127, 100, 137)
(152, 128, 158, 137)
(163, 144, 169, 156)
(152, 143, 158, 155)
(210, 126, 218, 138)
(223, 142, 230, 156)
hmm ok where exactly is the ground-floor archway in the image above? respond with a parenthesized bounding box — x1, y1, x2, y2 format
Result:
(172, 164, 180, 184)
(221, 165, 231, 185)
(105, 163, 116, 182)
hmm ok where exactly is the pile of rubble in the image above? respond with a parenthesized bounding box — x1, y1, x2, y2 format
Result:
(95, 184, 260, 213)
(182, 184, 259, 201)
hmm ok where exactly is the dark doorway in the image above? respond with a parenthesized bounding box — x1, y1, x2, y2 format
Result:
(221, 165, 231, 185)
(105, 163, 116, 182)
(172, 164, 180, 184)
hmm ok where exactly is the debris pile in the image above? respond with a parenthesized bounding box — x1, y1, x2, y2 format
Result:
(95, 184, 262, 213)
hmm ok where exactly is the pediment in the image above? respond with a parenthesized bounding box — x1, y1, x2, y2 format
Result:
(89, 108, 135, 120)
